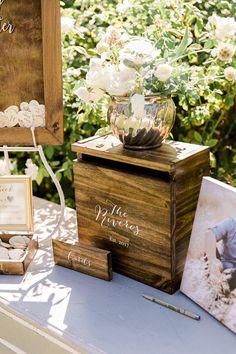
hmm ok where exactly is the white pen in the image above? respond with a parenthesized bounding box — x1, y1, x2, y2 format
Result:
(143, 294, 201, 321)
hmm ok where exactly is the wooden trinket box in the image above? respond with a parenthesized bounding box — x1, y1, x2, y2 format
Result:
(72, 135, 210, 293)
(53, 238, 112, 281)
(0, 176, 38, 275)
(0, 233, 38, 275)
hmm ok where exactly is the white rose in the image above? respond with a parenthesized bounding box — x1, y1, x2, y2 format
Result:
(106, 65, 136, 96)
(216, 43, 235, 62)
(61, 17, 75, 34)
(224, 67, 236, 83)
(86, 65, 110, 90)
(130, 94, 145, 119)
(89, 58, 104, 69)
(90, 89, 104, 102)
(154, 64, 173, 82)
(120, 38, 159, 65)
(74, 87, 91, 103)
(206, 14, 219, 31)
(106, 78, 134, 96)
(215, 17, 236, 40)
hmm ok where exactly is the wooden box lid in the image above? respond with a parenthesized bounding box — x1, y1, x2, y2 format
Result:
(72, 134, 209, 173)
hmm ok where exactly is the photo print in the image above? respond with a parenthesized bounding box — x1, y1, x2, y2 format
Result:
(181, 177, 236, 334)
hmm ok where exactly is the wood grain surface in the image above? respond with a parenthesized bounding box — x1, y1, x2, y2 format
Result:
(72, 134, 208, 173)
(53, 239, 113, 281)
(0, 0, 44, 108)
(0, 0, 63, 145)
(73, 135, 210, 293)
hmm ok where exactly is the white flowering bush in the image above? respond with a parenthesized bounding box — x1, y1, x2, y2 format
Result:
(69, 0, 235, 164)
(11, 0, 234, 208)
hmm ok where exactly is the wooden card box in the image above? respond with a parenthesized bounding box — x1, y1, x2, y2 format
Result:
(72, 135, 210, 294)
(0, 234, 38, 275)
(53, 238, 112, 281)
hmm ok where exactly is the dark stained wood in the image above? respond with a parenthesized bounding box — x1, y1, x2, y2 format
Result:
(72, 134, 208, 173)
(0, 234, 38, 275)
(170, 150, 210, 291)
(72, 135, 210, 293)
(53, 239, 113, 281)
(0, 0, 63, 145)
(0, 0, 44, 108)
(41, 0, 63, 145)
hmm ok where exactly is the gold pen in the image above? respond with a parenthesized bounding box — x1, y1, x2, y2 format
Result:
(143, 294, 201, 321)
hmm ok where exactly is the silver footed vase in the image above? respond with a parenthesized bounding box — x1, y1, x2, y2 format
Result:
(108, 96, 176, 150)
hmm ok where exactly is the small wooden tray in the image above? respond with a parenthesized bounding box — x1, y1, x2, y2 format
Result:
(0, 233, 38, 275)
(53, 238, 112, 281)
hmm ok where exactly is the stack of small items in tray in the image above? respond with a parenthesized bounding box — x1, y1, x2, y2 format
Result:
(0, 236, 31, 260)
(0, 234, 38, 275)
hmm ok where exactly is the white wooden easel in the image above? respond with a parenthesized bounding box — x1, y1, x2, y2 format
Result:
(0, 127, 65, 237)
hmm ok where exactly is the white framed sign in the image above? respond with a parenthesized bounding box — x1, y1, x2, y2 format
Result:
(0, 176, 33, 232)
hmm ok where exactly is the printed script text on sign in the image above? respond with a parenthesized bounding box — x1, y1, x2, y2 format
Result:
(0, 182, 27, 225)
(0, 0, 16, 34)
(95, 200, 140, 237)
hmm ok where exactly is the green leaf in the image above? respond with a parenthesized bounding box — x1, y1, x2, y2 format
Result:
(225, 95, 235, 109)
(36, 169, 44, 186)
(206, 139, 218, 147)
(170, 28, 190, 60)
(55, 171, 62, 182)
(194, 18, 203, 38)
(41, 166, 50, 178)
(44, 146, 54, 160)
(194, 131, 202, 143)
(123, 59, 141, 71)
(210, 152, 217, 168)
(204, 39, 214, 49)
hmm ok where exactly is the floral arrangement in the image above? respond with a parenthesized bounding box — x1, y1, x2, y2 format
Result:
(75, 26, 193, 111)
(74, 16, 236, 116)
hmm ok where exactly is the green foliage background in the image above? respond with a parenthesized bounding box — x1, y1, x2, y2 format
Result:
(31, 0, 236, 208)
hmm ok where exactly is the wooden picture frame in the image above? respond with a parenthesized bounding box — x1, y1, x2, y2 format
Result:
(0, 0, 63, 146)
(0, 176, 33, 232)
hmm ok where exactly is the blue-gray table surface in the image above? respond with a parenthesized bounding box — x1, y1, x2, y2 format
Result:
(0, 198, 235, 354)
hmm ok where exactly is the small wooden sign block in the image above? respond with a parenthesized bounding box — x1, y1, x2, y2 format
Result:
(53, 239, 113, 281)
